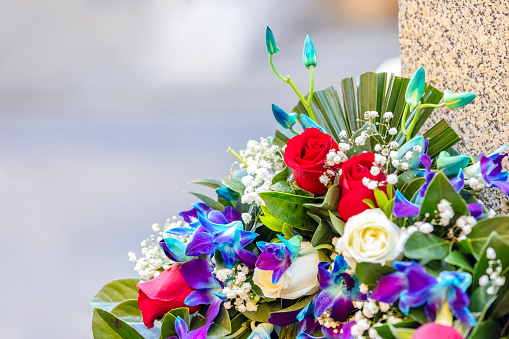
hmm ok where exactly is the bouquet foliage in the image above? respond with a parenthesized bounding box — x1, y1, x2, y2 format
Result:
(91, 28, 509, 339)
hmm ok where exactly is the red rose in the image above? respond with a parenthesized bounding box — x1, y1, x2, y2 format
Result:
(137, 264, 200, 329)
(413, 323, 463, 339)
(337, 152, 386, 221)
(284, 128, 340, 195)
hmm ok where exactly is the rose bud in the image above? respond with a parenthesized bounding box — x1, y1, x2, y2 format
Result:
(284, 128, 340, 195)
(413, 323, 463, 339)
(137, 264, 200, 329)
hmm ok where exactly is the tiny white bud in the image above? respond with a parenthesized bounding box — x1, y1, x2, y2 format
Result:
(487, 285, 496, 295)
(388, 128, 397, 135)
(387, 174, 398, 185)
(495, 277, 506, 286)
(370, 166, 381, 176)
(374, 144, 382, 152)
(487, 247, 497, 260)
(479, 275, 489, 286)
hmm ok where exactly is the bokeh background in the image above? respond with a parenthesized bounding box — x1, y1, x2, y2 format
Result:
(0, 0, 399, 337)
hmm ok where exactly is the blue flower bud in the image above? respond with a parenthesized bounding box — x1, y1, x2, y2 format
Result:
(265, 26, 279, 54)
(216, 187, 239, 201)
(405, 67, 425, 109)
(397, 135, 427, 169)
(437, 151, 471, 176)
(298, 114, 324, 132)
(443, 90, 476, 109)
(272, 104, 297, 129)
(302, 35, 317, 68)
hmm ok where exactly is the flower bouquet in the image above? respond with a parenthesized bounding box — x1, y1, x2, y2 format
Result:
(91, 28, 509, 339)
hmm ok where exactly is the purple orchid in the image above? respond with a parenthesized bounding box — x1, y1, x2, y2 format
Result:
(313, 256, 366, 323)
(184, 212, 258, 269)
(370, 261, 436, 314)
(477, 152, 509, 194)
(180, 258, 226, 322)
(393, 154, 482, 218)
(255, 235, 302, 284)
(167, 316, 212, 339)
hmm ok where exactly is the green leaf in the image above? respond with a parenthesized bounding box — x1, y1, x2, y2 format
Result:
(444, 251, 473, 272)
(374, 188, 389, 209)
(269, 295, 315, 317)
(272, 167, 292, 185)
(184, 191, 225, 211)
(423, 119, 460, 158)
(282, 223, 294, 240)
(419, 172, 469, 226)
(372, 321, 419, 339)
(309, 212, 336, 247)
(242, 300, 282, 323)
(329, 211, 345, 235)
(110, 300, 142, 323)
(468, 320, 501, 339)
(207, 304, 232, 339)
(259, 192, 318, 231)
(188, 179, 223, 189)
(304, 184, 341, 212)
(363, 199, 376, 209)
(403, 177, 426, 200)
(270, 180, 294, 194)
(223, 178, 246, 195)
(468, 216, 509, 254)
(472, 231, 509, 318)
(229, 314, 251, 339)
(355, 262, 396, 288)
(404, 232, 449, 260)
(259, 206, 284, 232)
(92, 308, 145, 339)
(91, 279, 140, 311)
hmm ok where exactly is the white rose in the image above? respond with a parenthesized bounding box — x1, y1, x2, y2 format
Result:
(253, 242, 320, 299)
(335, 209, 407, 268)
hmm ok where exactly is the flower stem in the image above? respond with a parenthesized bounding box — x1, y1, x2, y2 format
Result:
(223, 321, 251, 339)
(269, 54, 287, 82)
(289, 126, 301, 135)
(306, 66, 315, 106)
(227, 147, 248, 167)
(298, 244, 335, 257)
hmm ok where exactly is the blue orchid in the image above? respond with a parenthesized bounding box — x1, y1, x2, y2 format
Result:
(180, 258, 226, 323)
(272, 104, 298, 130)
(185, 213, 258, 269)
(443, 90, 476, 109)
(437, 151, 471, 176)
(299, 114, 325, 132)
(265, 26, 279, 54)
(248, 323, 273, 339)
(464, 144, 509, 195)
(168, 316, 212, 339)
(167, 203, 214, 236)
(405, 67, 425, 109)
(302, 35, 317, 68)
(255, 235, 302, 284)
(313, 256, 366, 322)
(370, 261, 476, 326)
(393, 154, 482, 218)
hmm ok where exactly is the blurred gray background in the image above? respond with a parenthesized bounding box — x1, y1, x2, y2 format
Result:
(0, 0, 399, 337)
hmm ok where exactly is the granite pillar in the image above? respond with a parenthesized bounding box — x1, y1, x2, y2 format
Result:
(399, 0, 509, 208)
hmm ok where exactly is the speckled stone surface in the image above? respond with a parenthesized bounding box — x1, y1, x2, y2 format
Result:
(399, 0, 509, 208)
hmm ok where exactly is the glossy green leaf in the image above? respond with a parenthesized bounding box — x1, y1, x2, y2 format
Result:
(355, 262, 396, 288)
(444, 251, 473, 272)
(309, 212, 335, 247)
(404, 232, 449, 260)
(419, 172, 469, 226)
(208, 304, 232, 339)
(304, 184, 341, 212)
(259, 207, 284, 232)
(91, 279, 140, 311)
(184, 191, 225, 211)
(423, 119, 461, 158)
(92, 308, 145, 339)
(329, 211, 345, 235)
(259, 192, 318, 230)
(403, 177, 425, 200)
(242, 300, 282, 323)
(372, 321, 419, 339)
(223, 178, 246, 195)
(188, 179, 223, 189)
(468, 216, 509, 254)
(468, 320, 501, 339)
(110, 300, 142, 323)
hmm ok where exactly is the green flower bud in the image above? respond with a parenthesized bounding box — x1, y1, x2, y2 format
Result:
(405, 67, 425, 109)
(265, 26, 279, 54)
(443, 90, 476, 109)
(302, 35, 317, 68)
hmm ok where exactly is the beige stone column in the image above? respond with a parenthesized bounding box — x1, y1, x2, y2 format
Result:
(399, 0, 509, 207)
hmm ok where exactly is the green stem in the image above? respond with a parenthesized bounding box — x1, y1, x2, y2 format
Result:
(269, 54, 287, 82)
(419, 102, 446, 109)
(400, 104, 410, 137)
(227, 147, 248, 167)
(223, 321, 251, 339)
(306, 66, 315, 106)
(298, 244, 335, 257)
(289, 126, 301, 135)
(405, 104, 423, 141)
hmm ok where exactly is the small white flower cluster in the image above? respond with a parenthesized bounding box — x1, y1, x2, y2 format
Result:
(129, 217, 191, 281)
(239, 138, 284, 206)
(437, 199, 455, 226)
(216, 264, 258, 312)
(241, 213, 252, 224)
(355, 130, 370, 147)
(351, 299, 399, 339)
(468, 176, 485, 191)
(362, 177, 379, 190)
(479, 247, 506, 295)
(364, 111, 379, 119)
(407, 221, 434, 235)
(319, 147, 350, 186)
(383, 112, 394, 121)
(317, 310, 342, 332)
(454, 215, 477, 240)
